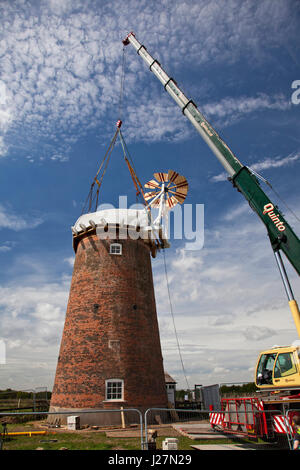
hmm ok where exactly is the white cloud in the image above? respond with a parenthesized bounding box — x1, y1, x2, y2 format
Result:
(47, 0, 75, 16)
(0, 80, 13, 156)
(153, 202, 300, 387)
(0, 200, 299, 390)
(0, 271, 70, 389)
(211, 152, 300, 182)
(0, 204, 43, 231)
(249, 153, 300, 172)
(222, 201, 251, 221)
(202, 93, 291, 126)
(243, 326, 276, 342)
(0, 136, 8, 157)
(125, 98, 191, 143)
(50, 153, 69, 162)
(64, 256, 74, 267)
(0, 245, 11, 252)
(0, 0, 299, 392)
(0, 241, 17, 252)
(0, 0, 297, 160)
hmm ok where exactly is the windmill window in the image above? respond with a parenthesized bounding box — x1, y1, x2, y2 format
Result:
(105, 379, 124, 401)
(110, 243, 122, 255)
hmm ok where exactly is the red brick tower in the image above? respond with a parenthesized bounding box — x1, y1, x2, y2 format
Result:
(49, 209, 168, 425)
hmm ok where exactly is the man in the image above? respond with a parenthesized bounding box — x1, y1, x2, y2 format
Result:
(293, 415, 300, 450)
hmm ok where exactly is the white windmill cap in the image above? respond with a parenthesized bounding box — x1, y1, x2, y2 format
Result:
(73, 208, 149, 233)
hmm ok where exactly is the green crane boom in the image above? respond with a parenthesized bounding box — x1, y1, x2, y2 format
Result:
(123, 32, 300, 335)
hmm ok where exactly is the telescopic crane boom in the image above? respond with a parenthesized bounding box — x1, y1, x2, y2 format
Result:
(123, 32, 300, 336)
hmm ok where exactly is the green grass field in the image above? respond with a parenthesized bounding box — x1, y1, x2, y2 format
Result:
(0, 421, 240, 451)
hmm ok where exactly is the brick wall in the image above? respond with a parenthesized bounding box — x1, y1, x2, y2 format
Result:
(50, 231, 168, 413)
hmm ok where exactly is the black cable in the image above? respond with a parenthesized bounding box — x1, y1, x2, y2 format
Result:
(118, 46, 126, 121)
(162, 248, 190, 391)
(248, 166, 300, 224)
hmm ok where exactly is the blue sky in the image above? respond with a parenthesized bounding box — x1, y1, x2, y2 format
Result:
(0, 0, 300, 391)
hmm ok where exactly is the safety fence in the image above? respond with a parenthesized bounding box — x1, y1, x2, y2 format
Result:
(0, 408, 144, 450)
(144, 407, 209, 449)
(143, 407, 297, 449)
(285, 409, 300, 450)
(0, 407, 297, 450)
(208, 404, 299, 450)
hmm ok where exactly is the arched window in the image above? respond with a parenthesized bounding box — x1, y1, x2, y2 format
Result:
(110, 243, 122, 255)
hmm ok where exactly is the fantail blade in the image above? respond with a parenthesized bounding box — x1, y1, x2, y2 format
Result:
(144, 179, 161, 189)
(144, 191, 158, 201)
(154, 172, 169, 183)
(166, 194, 179, 208)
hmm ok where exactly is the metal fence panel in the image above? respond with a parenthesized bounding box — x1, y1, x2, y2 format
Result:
(0, 408, 144, 450)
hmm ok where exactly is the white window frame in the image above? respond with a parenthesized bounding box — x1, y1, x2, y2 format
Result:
(105, 379, 124, 401)
(110, 243, 122, 255)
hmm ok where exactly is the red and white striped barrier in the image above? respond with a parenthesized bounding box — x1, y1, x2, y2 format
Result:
(272, 415, 293, 434)
(209, 412, 225, 426)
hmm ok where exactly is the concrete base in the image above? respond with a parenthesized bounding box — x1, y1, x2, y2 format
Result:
(172, 423, 230, 440)
(48, 406, 141, 427)
(191, 444, 255, 450)
(48, 405, 169, 427)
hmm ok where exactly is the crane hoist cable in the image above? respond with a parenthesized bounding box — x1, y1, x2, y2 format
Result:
(93, 127, 120, 209)
(81, 45, 128, 214)
(118, 45, 126, 123)
(117, 47, 148, 207)
(80, 121, 150, 215)
(119, 129, 148, 207)
(162, 248, 190, 391)
(81, 44, 149, 214)
(248, 166, 300, 224)
(81, 125, 120, 215)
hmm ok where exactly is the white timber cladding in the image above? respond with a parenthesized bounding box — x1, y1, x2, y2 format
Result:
(105, 379, 124, 401)
(72, 209, 151, 238)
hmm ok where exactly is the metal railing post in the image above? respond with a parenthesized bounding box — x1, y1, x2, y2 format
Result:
(285, 408, 297, 450)
(144, 407, 206, 450)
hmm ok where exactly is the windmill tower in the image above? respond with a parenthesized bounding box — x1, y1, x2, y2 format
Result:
(49, 167, 188, 426)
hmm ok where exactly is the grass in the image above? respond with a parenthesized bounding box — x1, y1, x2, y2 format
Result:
(2, 433, 243, 451)
(0, 420, 283, 451)
(0, 421, 244, 451)
(2, 432, 140, 450)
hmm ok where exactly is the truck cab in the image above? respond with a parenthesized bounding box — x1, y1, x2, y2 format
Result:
(255, 345, 300, 390)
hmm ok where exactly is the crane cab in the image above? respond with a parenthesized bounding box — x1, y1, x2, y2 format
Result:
(255, 345, 300, 391)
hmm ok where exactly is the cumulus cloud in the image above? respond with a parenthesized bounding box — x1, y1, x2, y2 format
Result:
(0, 0, 297, 161)
(0, 0, 299, 391)
(0, 271, 70, 389)
(153, 201, 300, 387)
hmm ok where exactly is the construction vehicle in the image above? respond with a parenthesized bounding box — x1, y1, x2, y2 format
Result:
(123, 32, 300, 445)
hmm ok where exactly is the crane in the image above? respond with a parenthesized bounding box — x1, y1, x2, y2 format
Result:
(122, 32, 300, 399)
(122, 32, 300, 330)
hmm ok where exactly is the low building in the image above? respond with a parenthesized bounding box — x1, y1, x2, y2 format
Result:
(164, 372, 177, 406)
